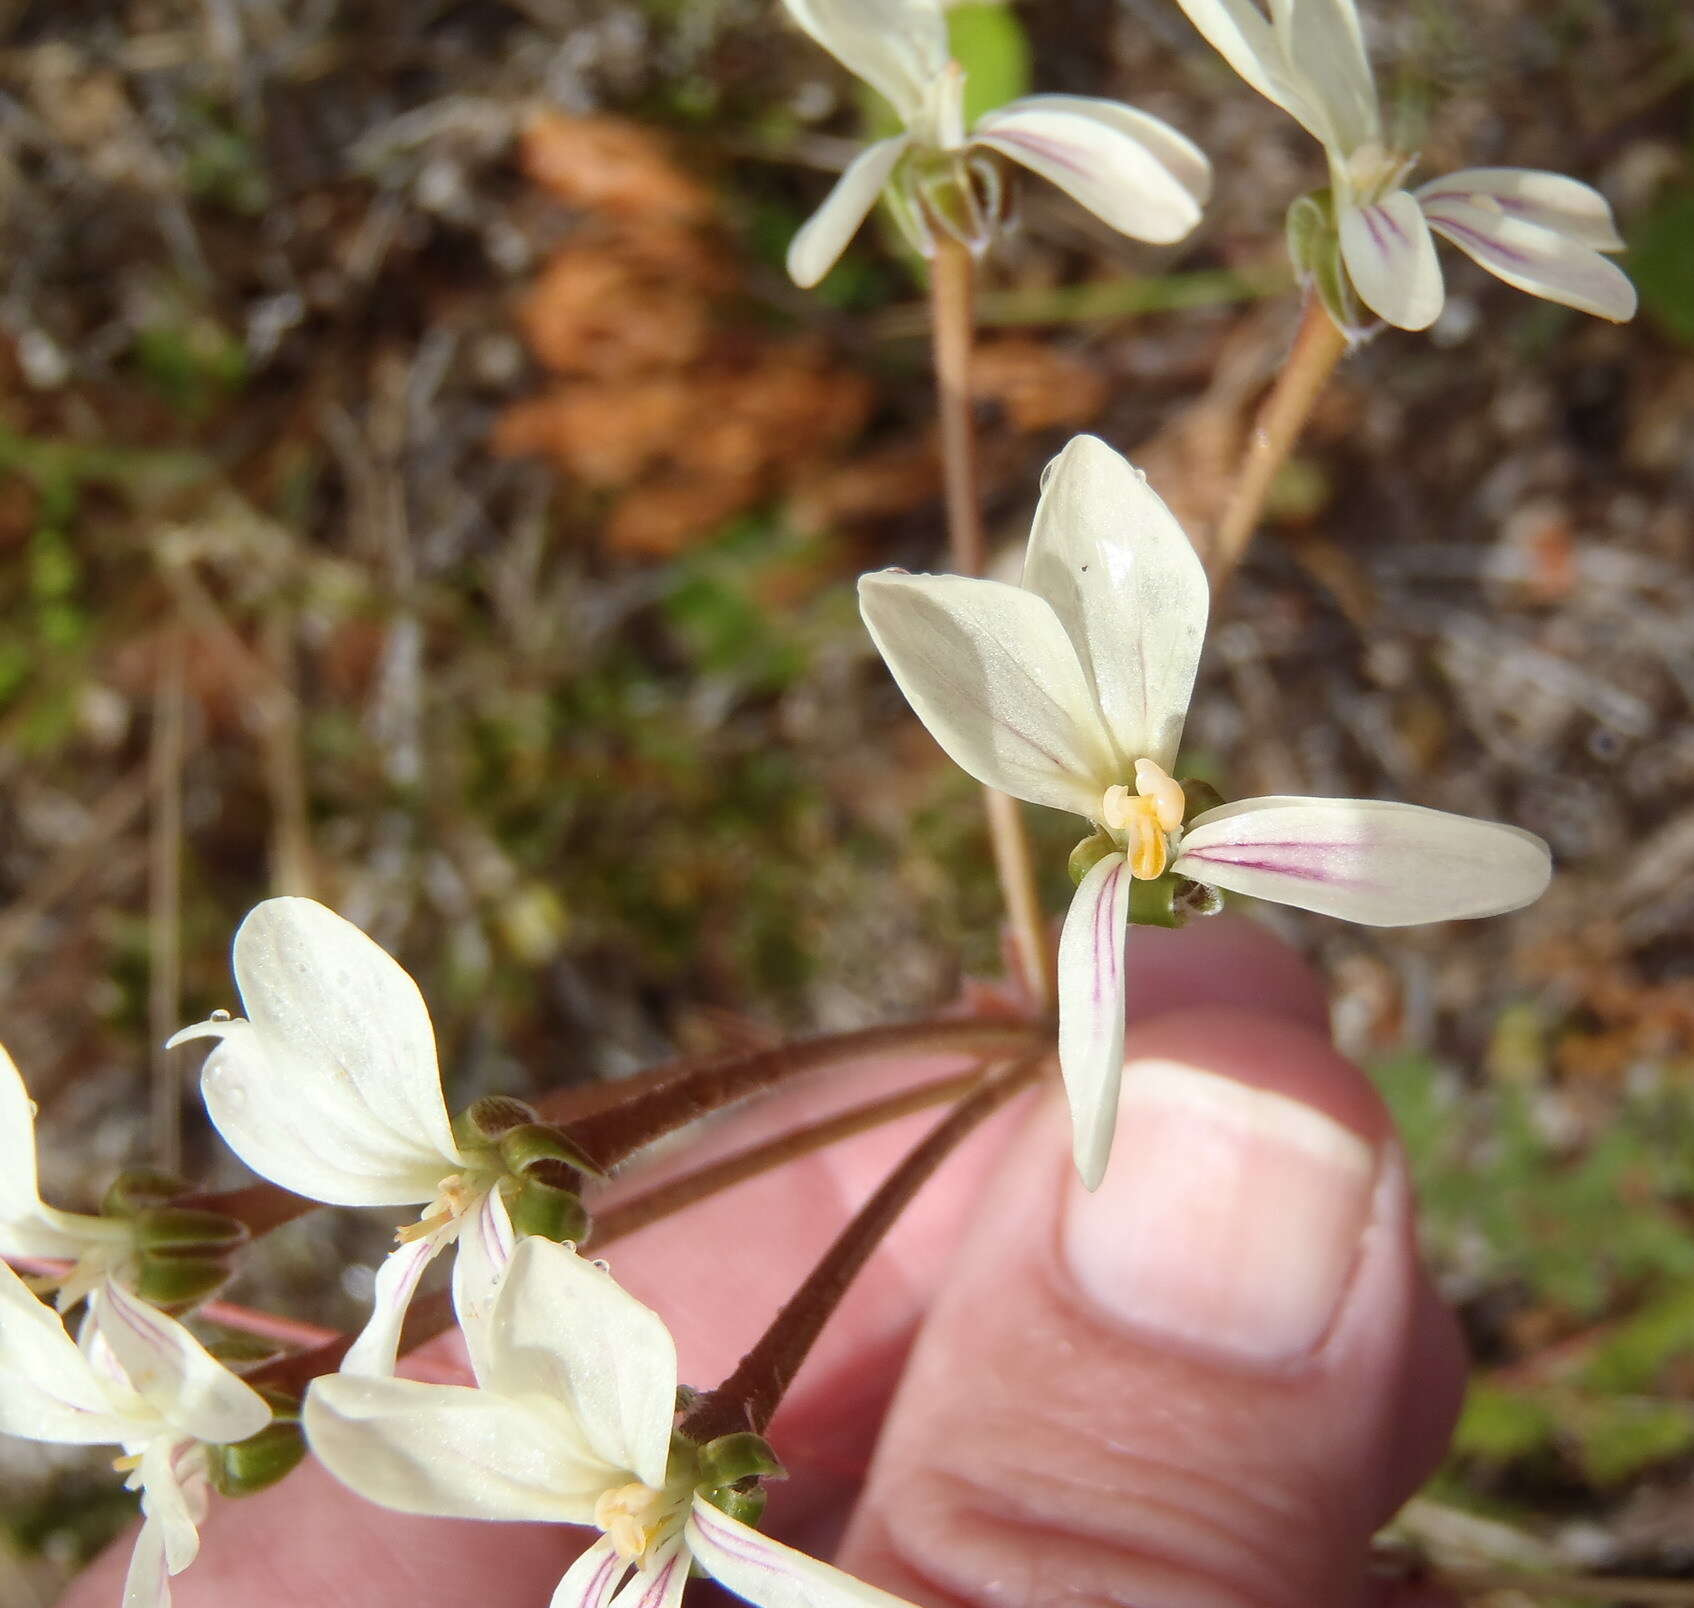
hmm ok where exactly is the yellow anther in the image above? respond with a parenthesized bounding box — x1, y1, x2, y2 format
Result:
(595, 1482, 668, 1563)
(1125, 809, 1168, 881)
(1133, 758, 1186, 834)
(112, 1452, 144, 1475)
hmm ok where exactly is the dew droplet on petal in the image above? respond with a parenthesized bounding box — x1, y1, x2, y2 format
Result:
(210, 1009, 232, 1022)
(592, 1258, 612, 1274)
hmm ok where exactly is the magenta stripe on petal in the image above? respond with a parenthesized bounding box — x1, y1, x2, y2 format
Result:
(1181, 842, 1369, 888)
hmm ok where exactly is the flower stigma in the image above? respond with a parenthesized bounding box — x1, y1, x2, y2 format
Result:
(393, 1173, 480, 1245)
(594, 1480, 677, 1563)
(1100, 758, 1187, 880)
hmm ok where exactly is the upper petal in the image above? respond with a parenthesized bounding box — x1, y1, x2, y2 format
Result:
(687, 1493, 921, 1608)
(487, 1238, 677, 1492)
(88, 1282, 271, 1447)
(858, 572, 1117, 815)
(304, 1372, 612, 1524)
(1418, 192, 1638, 323)
(1172, 0, 1309, 124)
(1172, 797, 1553, 925)
(0, 1259, 131, 1444)
(1338, 190, 1443, 329)
(1020, 436, 1208, 772)
(787, 135, 910, 288)
(176, 897, 461, 1206)
(1416, 167, 1625, 251)
(0, 1041, 47, 1230)
(971, 95, 1209, 245)
(1055, 852, 1132, 1192)
(1271, 0, 1380, 155)
(780, 0, 948, 125)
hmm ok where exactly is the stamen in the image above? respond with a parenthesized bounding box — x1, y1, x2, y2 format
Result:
(112, 1453, 144, 1475)
(1133, 759, 1186, 834)
(594, 1481, 668, 1563)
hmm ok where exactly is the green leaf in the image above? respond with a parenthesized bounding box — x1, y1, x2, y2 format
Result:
(1454, 1384, 1558, 1462)
(948, 4, 1032, 127)
(1572, 1396, 1694, 1487)
(1628, 187, 1694, 343)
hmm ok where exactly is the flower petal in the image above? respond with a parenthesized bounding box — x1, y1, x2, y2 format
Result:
(121, 1512, 173, 1608)
(971, 95, 1209, 245)
(304, 1373, 611, 1523)
(1172, 797, 1553, 925)
(1271, 0, 1379, 155)
(339, 1231, 448, 1381)
(608, 1537, 690, 1608)
(174, 897, 460, 1207)
(1020, 436, 1208, 772)
(550, 1536, 627, 1608)
(450, 1186, 516, 1384)
(858, 572, 1117, 815)
(88, 1283, 270, 1447)
(1418, 192, 1637, 323)
(0, 1260, 131, 1444)
(1417, 167, 1625, 251)
(136, 1441, 204, 1575)
(1338, 189, 1443, 329)
(788, 136, 909, 288)
(780, 0, 948, 125)
(1172, 0, 1310, 125)
(1056, 852, 1132, 1192)
(487, 1238, 676, 1492)
(687, 1493, 919, 1607)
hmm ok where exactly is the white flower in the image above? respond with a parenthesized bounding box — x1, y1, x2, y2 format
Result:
(0, 1260, 270, 1607)
(306, 1236, 913, 1608)
(782, 0, 1211, 285)
(1173, 0, 1635, 328)
(1, 1040, 134, 1307)
(169, 897, 515, 1378)
(858, 435, 1552, 1188)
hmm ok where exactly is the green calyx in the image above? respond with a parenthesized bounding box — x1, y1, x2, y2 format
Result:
(127, 1203, 250, 1312)
(1285, 187, 1363, 340)
(497, 1122, 602, 1181)
(507, 1175, 590, 1245)
(101, 1169, 193, 1217)
(900, 146, 1009, 258)
(134, 1252, 237, 1311)
(1067, 831, 1117, 886)
(452, 1095, 541, 1147)
(694, 1431, 785, 1489)
(206, 1391, 306, 1497)
(697, 1482, 768, 1528)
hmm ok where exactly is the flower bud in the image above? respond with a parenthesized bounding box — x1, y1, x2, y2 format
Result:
(508, 1176, 590, 1245)
(1067, 830, 1117, 886)
(452, 1095, 541, 1148)
(695, 1432, 785, 1489)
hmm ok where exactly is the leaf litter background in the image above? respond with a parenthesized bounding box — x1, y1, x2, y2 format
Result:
(0, 0, 1692, 1601)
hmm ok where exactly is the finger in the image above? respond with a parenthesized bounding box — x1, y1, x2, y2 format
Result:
(837, 1006, 1466, 1607)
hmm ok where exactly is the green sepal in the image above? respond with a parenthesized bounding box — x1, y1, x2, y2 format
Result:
(206, 1405, 306, 1498)
(134, 1252, 234, 1311)
(1067, 831, 1117, 887)
(695, 1432, 786, 1488)
(1179, 778, 1225, 822)
(498, 1123, 603, 1181)
(1173, 878, 1226, 920)
(134, 1206, 249, 1255)
(102, 1169, 192, 1217)
(204, 1334, 284, 1372)
(452, 1095, 541, 1149)
(698, 1483, 768, 1528)
(507, 1177, 590, 1245)
(1128, 874, 1182, 930)
(1285, 188, 1364, 341)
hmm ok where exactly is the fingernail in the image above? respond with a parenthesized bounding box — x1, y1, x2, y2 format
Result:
(1061, 1058, 1377, 1365)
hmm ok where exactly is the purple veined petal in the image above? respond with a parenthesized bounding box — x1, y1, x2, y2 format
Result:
(1338, 189, 1443, 330)
(607, 1536, 690, 1608)
(1056, 852, 1133, 1192)
(972, 95, 1209, 245)
(550, 1536, 628, 1608)
(787, 135, 910, 288)
(89, 1283, 270, 1447)
(121, 1511, 173, 1608)
(487, 1239, 678, 1494)
(1416, 167, 1625, 251)
(1172, 796, 1553, 926)
(339, 1230, 450, 1380)
(450, 1186, 517, 1385)
(136, 1440, 204, 1575)
(1418, 195, 1638, 323)
(685, 1493, 921, 1608)
(1019, 436, 1208, 773)
(303, 1372, 612, 1523)
(857, 572, 1117, 816)
(779, 0, 948, 126)
(1270, 0, 1380, 157)
(0, 1259, 132, 1444)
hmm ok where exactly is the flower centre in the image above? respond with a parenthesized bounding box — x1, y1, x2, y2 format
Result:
(1100, 759, 1185, 880)
(1342, 141, 1418, 206)
(594, 1481, 674, 1563)
(394, 1173, 480, 1245)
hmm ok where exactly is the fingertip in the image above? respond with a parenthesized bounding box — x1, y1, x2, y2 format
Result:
(1128, 913, 1332, 1033)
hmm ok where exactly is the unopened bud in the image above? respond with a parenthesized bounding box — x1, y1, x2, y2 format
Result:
(695, 1432, 785, 1488)
(1067, 831, 1116, 886)
(452, 1095, 541, 1148)
(508, 1177, 590, 1245)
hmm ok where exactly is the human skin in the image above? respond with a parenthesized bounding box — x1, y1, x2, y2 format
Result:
(60, 916, 1465, 1608)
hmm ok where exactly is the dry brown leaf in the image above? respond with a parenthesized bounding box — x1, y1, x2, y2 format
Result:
(970, 337, 1108, 433)
(515, 251, 711, 378)
(519, 112, 712, 224)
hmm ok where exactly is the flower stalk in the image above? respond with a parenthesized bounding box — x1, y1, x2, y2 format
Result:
(1208, 290, 1349, 587)
(679, 1050, 1047, 1445)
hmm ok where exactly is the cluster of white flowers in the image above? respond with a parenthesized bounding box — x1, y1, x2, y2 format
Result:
(782, 0, 1634, 334)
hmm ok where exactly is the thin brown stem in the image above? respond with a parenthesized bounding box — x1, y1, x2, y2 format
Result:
(149, 624, 187, 1174)
(589, 1068, 984, 1247)
(679, 1051, 1047, 1444)
(565, 1018, 1037, 1174)
(1208, 291, 1348, 590)
(928, 235, 1054, 1010)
